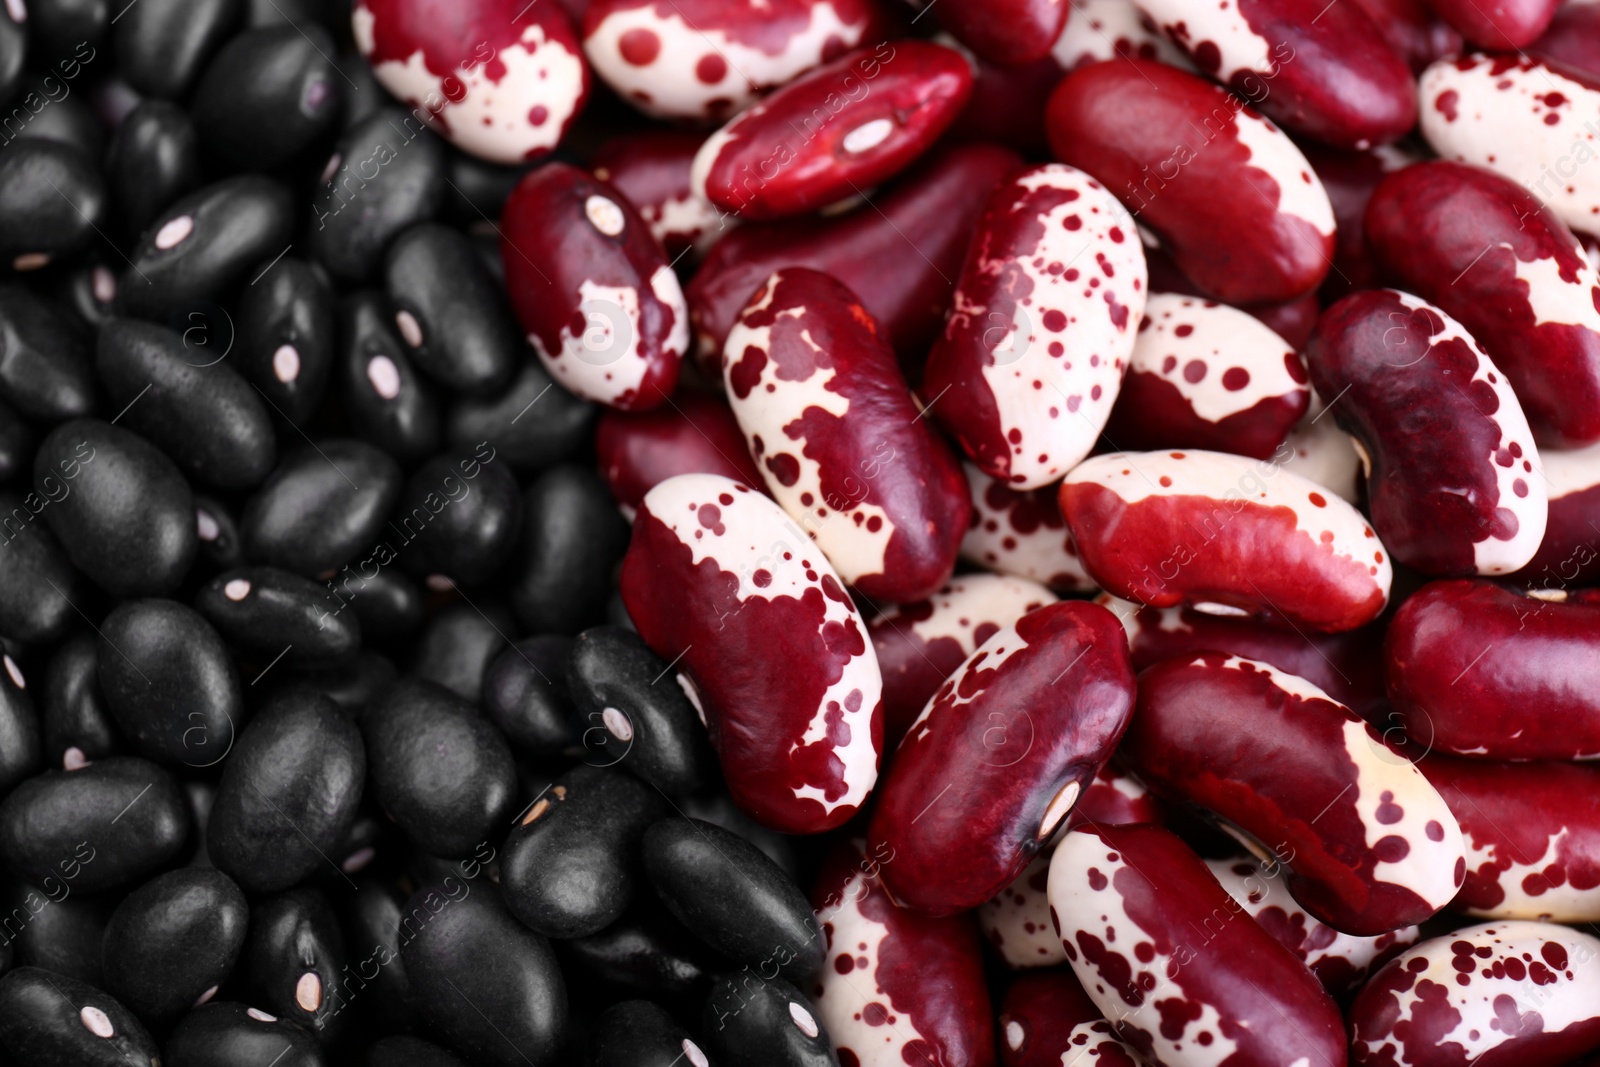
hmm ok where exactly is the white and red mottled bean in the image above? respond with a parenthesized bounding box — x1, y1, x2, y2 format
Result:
(591, 130, 722, 264)
(1278, 393, 1363, 503)
(1051, 0, 1189, 71)
(998, 969, 1148, 1067)
(960, 463, 1097, 595)
(1516, 439, 1600, 587)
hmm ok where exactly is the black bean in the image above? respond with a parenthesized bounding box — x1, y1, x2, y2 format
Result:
(309, 109, 447, 285)
(702, 975, 837, 1067)
(0, 490, 79, 646)
(113, 0, 244, 99)
(104, 100, 202, 242)
(340, 570, 423, 644)
(165, 1001, 326, 1067)
(11, 87, 104, 162)
(26, 1, 108, 70)
(0, 286, 96, 422)
(0, 395, 33, 483)
(35, 420, 195, 597)
(95, 318, 277, 489)
(6, 884, 112, 985)
(234, 256, 335, 427)
(272, 650, 397, 717)
(242, 886, 348, 1037)
(410, 602, 509, 704)
(207, 690, 364, 893)
(0, 650, 42, 798)
(483, 635, 576, 757)
(333, 877, 410, 1033)
(0, 3, 24, 104)
(681, 793, 803, 885)
(360, 679, 515, 859)
(395, 446, 521, 587)
(195, 566, 359, 665)
(41, 632, 121, 770)
(182, 779, 214, 866)
(509, 464, 629, 635)
(0, 755, 189, 895)
(240, 438, 400, 577)
(568, 627, 713, 797)
(339, 291, 440, 463)
(500, 764, 666, 939)
(442, 154, 536, 230)
(446, 360, 593, 474)
(98, 599, 239, 769)
(194, 494, 243, 570)
(101, 867, 248, 1027)
(561, 905, 720, 1002)
(397, 881, 567, 1067)
(590, 1000, 713, 1067)
(0, 140, 107, 271)
(0, 966, 159, 1066)
(192, 25, 342, 171)
(366, 1034, 468, 1067)
(384, 223, 519, 395)
(335, 52, 383, 130)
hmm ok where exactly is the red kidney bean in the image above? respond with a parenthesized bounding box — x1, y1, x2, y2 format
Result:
(1279, 395, 1364, 502)
(998, 969, 1146, 1067)
(351, 0, 590, 165)
(595, 388, 764, 519)
(1350, 0, 1462, 72)
(1141, 240, 1321, 349)
(581, 0, 894, 122)
(960, 463, 1097, 595)
(591, 129, 719, 264)
(1349, 921, 1600, 1067)
(1385, 579, 1600, 760)
(867, 600, 1136, 916)
(1050, 0, 1189, 71)
(620, 473, 882, 834)
(1302, 141, 1415, 299)
(921, 163, 1149, 489)
(1307, 289, 1549, 575)
(1104, 293, 1309, 460)
(1516, 440, 1600, 588)
(1046, 58, 1335, 305)
(1366, 161, 1600, 449)
(1124, 653, 1466, 934)
(941, 35, 1061, 156)
(1049, 823, 1347, 1067)
(1137, 0, 1416, 149)
(1419, 754, 1600, 921)
(1205, 856, 1418, 995)
(1531, 1, 1600, 77)
(916, 0, 1067, 67)
(690, 40, 972, 220)
(1059, 448, 1393, 631)
(1419, 54, 1600, 239)
(1422, 0, 1560, 48)
(809, 837, 994, 1067)
(500, 162, 688, 411)
(685, 141, 1022, 372)
(722, 268, 969, 602)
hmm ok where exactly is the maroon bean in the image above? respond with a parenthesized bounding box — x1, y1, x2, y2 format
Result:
(1349, 0, 1463, 73)
(920, 163, 1148, 489)
(722, 268, 969, 603)
(1142, 242, 1321, 349)
(594, 389, 765, 519)
(1137, 0, 1416, 149)
(1302, 141, 1415, 300)
(619, 473, 882, 834)
(1306, 288, 1548, 575)
(691, 40, 971, 220)
(1046, 58, 1335, 304)
(1515, 440, 1600, 588)
(942, 37, 1061, 156)
(1385, 579, 1600, 761)
(867, 600, 1136, 916)
(916, 0, 1067, 67)
(1058, 448, 1393, 632)
(1531, 1, 1600, 77)
(960, 464, 1096, 595)
(1421, 0, 1560, 48)
(1049, 823, 1347, 1067)
(591, 130, 719, 264)
(997, 969, 1144, 1067)
(500, 162, 688, 411)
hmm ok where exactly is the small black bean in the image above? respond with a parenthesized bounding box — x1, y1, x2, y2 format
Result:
(240, 438, 400, 577)
(11, 87, 104, 162)
(442, 154, 536, 230)
(410, 602, 509, 704)
(0, 966, 159, 1066)
(340, 291, 440, 463)
(701, 975, 837, 1067)
(0, 649, 42, 798)
(58, 258, 122, 332)
(41, 632, 121, 769)
(590, 999, 714, 1067)
(191, 25, 342, 171)
(272, 650, 397, 717)
(165, 1001, 326, 1067)
(483, 635, 576, 757)
(395, 446, 521, 587)
(0, 140, 107, 271)
(561, 905, 720, 1002)
(384, 223, 519, 395)
(113, 0, 244, 99)
(26, 0, 108, 70)
(509, 464, 629, 635)
(104, 100, 202, 242)
(340, 570, 423, 644)
(0, 285, 96, 422)
(333, 877, 410, 1033)
(366, 1034, 468, 1067)
(0, 489, 79, 646)
(6, 884, 113, 985)
(446, 360, 593, 474)
(243, 886, 348, 1038)
(234, 256, 336, 427)
(195, 566, 359, 665)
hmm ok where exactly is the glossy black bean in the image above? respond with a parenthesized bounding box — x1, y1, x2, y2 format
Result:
(12, 89, 104, 162)
(118, 176, 296, 322)
(605, 590, 636, 631)
(41, 632, 119, 770)
(0, 490, 78, 646)
(333, 877, 410, 1032)
(562, 906, 720, 1001)
(590, 1000, 713, 1067)
(0, 756, 188, 894)
(483, 635, 576, 757)
(0, 3, 24, 104)
(395, 446, 521, 587)
(361, 679, 515, 859)
(196, 566, 359, 665)
(568, 627, 712, 797)
(679, 794, 801, 880)
(0, 396, 32, 483)
(235, 256, 335, 427)
(27, 1, 108, 69)
(98, 599, 239, 769)
(207, 690, 364, 892)
(411, 602, 509, 704)
(398, 881, 567, 1067)
(335, 52, 383, 130)
(443, 155, 535, 230)
(273, 650, 398, 717)
(0, 652, 41, 799)
(384, 223, 518, 395)
(0, 286, 96, 422)
(96, 318, 277, 489)
(309, 109, 447, 285)
(341, 570, 422, 644)
(446, 360, 593, 474)
(192, 25, 342, 171)
(104, 100, 201, 246)
(702, 975, 836, 1067)
(241, 439, 400, 577)
(510, 464, 629, 635)
(339, 291, 440, 463)
(367, 1035, 468, 1067)
(193, 494, 243, 570)
(501, 764, 665, 939)
(0, 140, 106, 271)
(0, 966, 159, 1066)
(113, 0, 244, 98)
(165, 1001, 326, 1067)
(101, 867, 248, 1027)
(243, 886, 348, 1037)
(6, 883, 112, 985)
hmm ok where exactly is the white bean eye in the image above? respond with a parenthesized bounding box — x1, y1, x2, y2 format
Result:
(272, 344, 301, 383)
(602, 706, 633, 742)
(197, 509, 220, 542)
(224, 579, 251, 601)
(295, 972, 322, 1012)
(79, 1006, 114, 1038)
(367, 355, 402, 399)
(154, 215, 194, 250)
(1006, 1020, 1025, 1051)
(320, 153, 342, 184)
(64, 747, 89, 770)
(788, 1001, 819, 1038)
(92, 266, 116, 303)
(12, 252, 48, 270)
(4, 0, 25, 23)
(842, 118, 894, 154)
(247, 1007, 277, 1022)
(683, 1039, 709, 1067)
(585, 195, 626, 236)
(395, 309, 423, 347)
(3, 654, 23, 689)
(1037, 779, 1082, 842)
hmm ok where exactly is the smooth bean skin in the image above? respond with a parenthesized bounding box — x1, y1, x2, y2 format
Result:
(103, 100, 201, 242)
(339, 291, 441, 464)
(1531, 0, 1600, 75)
(591, 130, 719, 262)
(1516, 440, 1600, 588)
(384, 223, 519, 395)
(5, 886, 112, 985)
(101, 867, 249, 1028)
(0, 287, 96, 422)
(410, 602, 509, 704)
(703, 974, 838, 1067)
(41, 632, 120, 769)
(0, 654, 41, 799)
(561, 906, 719, 1001)
(340, 571, 423, 644)
(445, 360, 595, 474)
(234, 256, 337, 427)
(395, 445, 521, 587)
(958, 464, 1095, 595)
(1424, 0, 1558, 47)
(113, 0, 243, 97)
(595, 389, 764, 518)
(0, 395, 32, 483)
(589, 999, 712, 1067)
(241, 439, 402, 577)
(509, 464, 631, 635)
(0, 140, 108, 272)
(1350, 0, 1461, 72)
(196, 566, 360, 664)
(0, 490, 79, 647)
(482, 635, 577, 757)
(366, 1035, 466, 1067)
(927, 0, 1066, 66)
(243, 887, 348, 1036)
(997, 969, 1144, 1067)
(165, 1002, 326, 1067)
(191, 25, 344, 171)
(0, 967, 159, 1067)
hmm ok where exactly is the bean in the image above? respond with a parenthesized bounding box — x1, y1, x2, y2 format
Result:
(1350, 0, 1461, 71)
(272, 651, 398, 717)
(6, 886, 112, 985)
(191, 25, 343, 171)
(958, 464, 1096, 595)
(240, 438, 401, 577)
(165, 1001, 325, 1067)
(334, 877, 411, 1033)
(0, 489, 79, 646)
(0, 285, 96, 422)
(0, 649, 40, 798)
(339, 571, 423, 644)
(410, 602, 510, 703)
(925, 0, 1067, 66)
(234, 256, 337, 427)
(338, 290, 441, 463)
(1516, 440, 1600, 587)
(997, 969, 1144, 1067)
(113, 0, 243, 97)
(394, 447, 522, 587)
(366, 1035, 466, 1067)
(193, 494, 244, 570)
(509, 463, 631, 635)
(242, 886, 348, 1037)
(40, 632, 120, 769)
(591, 130, 720, 263)
(384, 225, 520, 395)
(702, 973, 837, 1067)
(445, 359, 595, 473)
(589, 999, 711, 1067)
(595, 388, 764, 519)
(562, 906, 719, 1001)
(0, 966, 159, 1067)
(482, 635, 578, 757)
(102, 100, 201, 242)
(0, 140, 107, 272)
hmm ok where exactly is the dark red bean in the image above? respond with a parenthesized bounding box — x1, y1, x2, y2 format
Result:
(596, 388, 764, 518)
(1423, 0, 1559, 48)
(1531, 1, 1600, 76)
(591, 129, 719, 264)
(1516, 440, 1600, 588)
(997, 968, 1144, 1067)
(1302, 141, 1414, 300)
(1349, 0, 1463, 73)
(923, 0, 1067, 66)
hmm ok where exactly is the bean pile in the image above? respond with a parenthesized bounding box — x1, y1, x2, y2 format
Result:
(1, 0, 1600, 1064)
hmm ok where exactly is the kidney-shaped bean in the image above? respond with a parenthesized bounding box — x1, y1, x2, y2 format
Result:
(1531, 1, 1600, 76)
(592, 130, 720, 263)
(619, 473, 883, 834)
(596, 388, 765, 519)
(868, 600, 1135, 916)
(998, 968, 1145, 1067)
(1047, 58, 1335, 304)
(924, 0, 1067, 66)
(959, 463, 1096, 594)
(1051, 0, 1190, 72)
(1518, 439, 1600, 588)
(921, 163, 1148, 490)
(1059, 448, 1393, 631)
